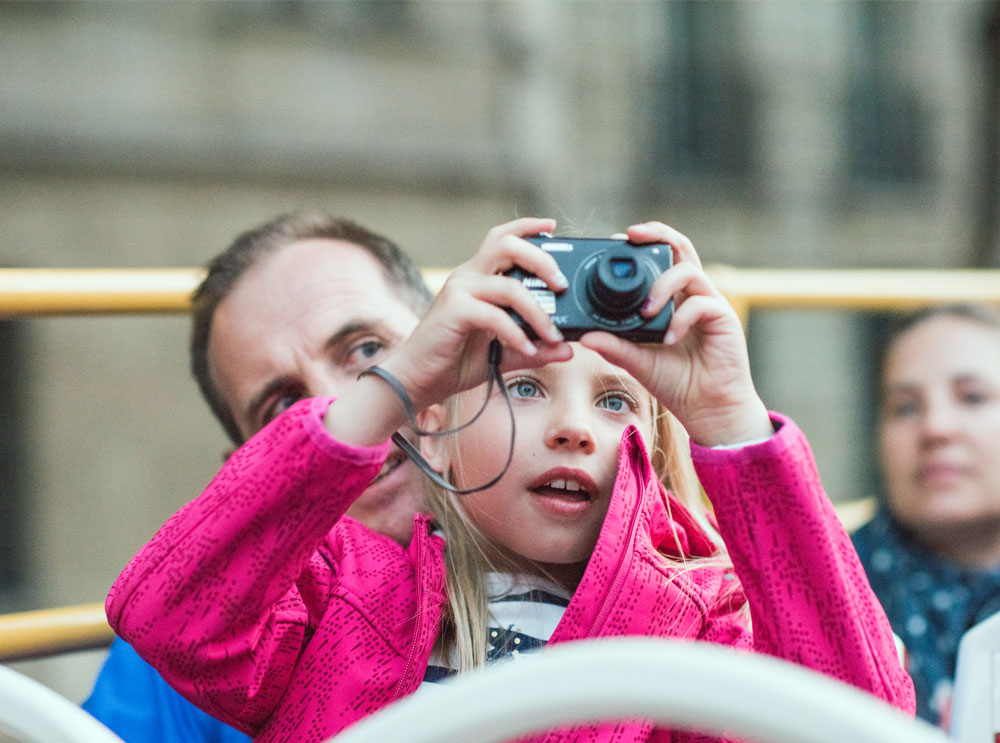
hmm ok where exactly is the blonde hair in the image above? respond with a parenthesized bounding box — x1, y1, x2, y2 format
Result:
(426, 387, 731, 672)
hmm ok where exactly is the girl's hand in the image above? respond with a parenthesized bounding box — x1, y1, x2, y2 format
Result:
(580, 222, 772, 447)
(327, 217, 573, 446)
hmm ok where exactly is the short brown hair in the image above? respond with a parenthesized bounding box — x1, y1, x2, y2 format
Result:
(190, 212, 433, 445)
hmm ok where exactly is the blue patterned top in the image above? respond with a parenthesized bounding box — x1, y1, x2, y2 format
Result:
(852, 507, 1000, 727)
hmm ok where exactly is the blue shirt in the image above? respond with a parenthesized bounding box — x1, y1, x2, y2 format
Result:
(852, 507, 1000, 727)
(83, 637, 250, 743)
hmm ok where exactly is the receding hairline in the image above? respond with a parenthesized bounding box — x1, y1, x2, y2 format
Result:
(229, 234, 412, 303)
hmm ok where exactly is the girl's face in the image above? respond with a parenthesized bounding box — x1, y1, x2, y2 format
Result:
(879, 315, 1000, 543)
(426, 345, 655, 583)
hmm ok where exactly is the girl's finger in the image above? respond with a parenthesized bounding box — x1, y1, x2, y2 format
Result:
(663, 294, 736, 346)
(481, 217, 557, 247)
(465, 232, 570, 296)
(626, 222, 704, 271)
(452, 273, 567, 346)
(467, 218, 556, 268)
(459, 301, 568, 360)
(578, 330, 659, 386)
(498, 336, 575, 372)
(641, 261, 722, 318)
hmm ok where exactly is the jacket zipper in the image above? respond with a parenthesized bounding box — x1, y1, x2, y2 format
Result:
(587, 466, 643, 637)
(390, 523, 425, 704)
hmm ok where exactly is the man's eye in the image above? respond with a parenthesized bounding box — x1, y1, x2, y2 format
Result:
(265, 393, 304, 425)
(349, 340, 387, 366)
(508, 379, 540, 398)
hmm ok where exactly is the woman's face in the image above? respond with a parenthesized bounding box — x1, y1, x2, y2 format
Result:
(879, 315, 1000, 546)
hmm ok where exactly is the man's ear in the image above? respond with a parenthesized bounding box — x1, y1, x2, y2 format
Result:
(417, 404, 449, 472)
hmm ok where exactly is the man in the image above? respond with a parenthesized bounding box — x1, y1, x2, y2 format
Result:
(84, 212, 434, 741)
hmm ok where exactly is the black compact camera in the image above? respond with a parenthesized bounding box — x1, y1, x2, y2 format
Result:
(505, 236, 673, 342)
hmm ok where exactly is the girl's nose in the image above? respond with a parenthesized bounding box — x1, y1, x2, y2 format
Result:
(545, 412, 596, 454)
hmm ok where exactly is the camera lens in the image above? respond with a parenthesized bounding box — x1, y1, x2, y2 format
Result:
(586, 252, 649, 317)
(610, 259, 636, 279)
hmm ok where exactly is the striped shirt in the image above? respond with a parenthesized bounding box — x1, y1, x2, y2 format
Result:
(422, 572, 571, 685)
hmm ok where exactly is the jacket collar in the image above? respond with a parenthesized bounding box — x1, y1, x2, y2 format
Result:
(550, 426, 719, 641)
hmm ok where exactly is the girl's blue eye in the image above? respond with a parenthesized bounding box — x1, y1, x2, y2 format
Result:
(599, 394, 627, 412)
(509, 379, 540, 398)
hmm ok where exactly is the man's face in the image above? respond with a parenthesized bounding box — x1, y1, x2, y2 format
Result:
(208, 238, 423, 544)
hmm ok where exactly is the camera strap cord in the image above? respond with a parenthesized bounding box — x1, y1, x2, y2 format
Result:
(357, 339, 515, 495)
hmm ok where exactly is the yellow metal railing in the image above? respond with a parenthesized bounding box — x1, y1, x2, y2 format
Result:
(0, 268, 447, 318)
(3, 266, 999, 320)
(2, 264, 999, 662)
(0, 603, 110, 663)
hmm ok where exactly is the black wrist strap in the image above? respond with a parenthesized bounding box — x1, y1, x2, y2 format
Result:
(358, 339, 516, 495)
(358, 345, 497, 439)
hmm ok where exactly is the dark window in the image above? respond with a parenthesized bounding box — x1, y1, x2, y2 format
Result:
(652, 0, 756, 184)
(845, 1, 929, 184)
(0, 320, 27, 592)
(206, 0, 415, 44)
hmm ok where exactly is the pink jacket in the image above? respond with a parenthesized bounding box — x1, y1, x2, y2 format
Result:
(107, 397, 914, 742)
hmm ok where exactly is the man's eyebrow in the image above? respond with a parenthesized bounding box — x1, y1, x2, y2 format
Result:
(322, 319, 385, 352)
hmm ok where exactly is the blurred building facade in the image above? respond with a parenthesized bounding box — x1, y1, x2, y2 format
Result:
(1, 0, 997, 699)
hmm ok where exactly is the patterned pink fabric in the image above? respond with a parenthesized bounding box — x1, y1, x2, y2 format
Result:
(107, 397, 914, 742)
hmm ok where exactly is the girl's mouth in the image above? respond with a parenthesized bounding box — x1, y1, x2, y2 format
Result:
(528, 468, 599, 512)
(532, 478, 592, 502)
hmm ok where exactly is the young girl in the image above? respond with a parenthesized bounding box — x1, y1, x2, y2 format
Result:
(107, 218, 914, 742)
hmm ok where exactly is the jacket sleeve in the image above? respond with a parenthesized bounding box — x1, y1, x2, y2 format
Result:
(105, 396, 390, 734)
(82, 637, 251, 743)
(690, 413, 916, 715)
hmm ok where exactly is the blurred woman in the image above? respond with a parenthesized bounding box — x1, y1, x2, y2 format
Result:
(853, 303, 1000, 728)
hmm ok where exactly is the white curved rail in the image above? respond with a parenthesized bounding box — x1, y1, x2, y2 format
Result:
(331, 638, 948, 743)
(0, 664, 124, 743)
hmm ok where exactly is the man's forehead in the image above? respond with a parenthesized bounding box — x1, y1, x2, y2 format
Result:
(224, 239, 402, 324)
(260, 237, 395, 289)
